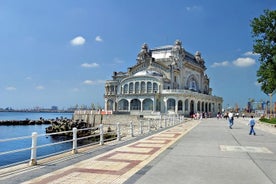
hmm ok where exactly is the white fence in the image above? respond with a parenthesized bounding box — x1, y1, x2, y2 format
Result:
(0, 115, 185, 168)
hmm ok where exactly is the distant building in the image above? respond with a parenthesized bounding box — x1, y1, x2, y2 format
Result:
(51, 106, 58, 111)
(104, 40, 223, 117)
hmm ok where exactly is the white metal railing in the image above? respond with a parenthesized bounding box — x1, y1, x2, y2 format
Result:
(0, 115, 185, 168)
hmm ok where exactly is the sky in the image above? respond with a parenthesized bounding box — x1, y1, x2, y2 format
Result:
(0, 0, 275, 110)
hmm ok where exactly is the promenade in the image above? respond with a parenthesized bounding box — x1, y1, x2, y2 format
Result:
(1, 117, 275, 184)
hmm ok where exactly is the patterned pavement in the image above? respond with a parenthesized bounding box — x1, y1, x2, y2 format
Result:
(22, 120, 199, 184)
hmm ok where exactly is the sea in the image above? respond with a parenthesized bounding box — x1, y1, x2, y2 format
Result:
(0, 111, 74, 167)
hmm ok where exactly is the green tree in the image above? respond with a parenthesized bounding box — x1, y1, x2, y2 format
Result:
(250, 9, 276, 95)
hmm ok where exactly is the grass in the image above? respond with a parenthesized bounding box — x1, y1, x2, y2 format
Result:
(259, 117, 276, 124)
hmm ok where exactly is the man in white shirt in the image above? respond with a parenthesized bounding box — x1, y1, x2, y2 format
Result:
(228, 112, 234, 129)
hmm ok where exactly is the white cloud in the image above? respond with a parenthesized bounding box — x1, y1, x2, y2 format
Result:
(233, 57, 255, 67)
(81, 62, 99, 68)
(36, 85, 45, 90)
(5, 86, 16, 91)
(243, 51, 259, 57)
(70, 36, 86, 46)
(83, 80, 105, 85)
(83, 80, 95, 85)
(185, 5, 202, 12)
(211, 61, 229, 68)
(95, 36, 103, 42)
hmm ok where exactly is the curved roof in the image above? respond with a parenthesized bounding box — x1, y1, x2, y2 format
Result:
(134, 70, 163, 77)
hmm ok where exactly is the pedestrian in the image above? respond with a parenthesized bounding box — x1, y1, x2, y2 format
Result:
(228, 111, 234, 129)
(248, 115, 256, 135)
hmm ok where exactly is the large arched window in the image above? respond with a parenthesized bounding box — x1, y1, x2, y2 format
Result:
(187, 75, 198, 91)
(118, 99, 128, 110)
(107, 99, 113, 110)
(167, 98, 175, 111)
(143, 98, 153, 110)
(197, 101, 201, 112)
(178, 100, 183, 111)
(185, 99, 189, 111)
(130, 99, 141, 110)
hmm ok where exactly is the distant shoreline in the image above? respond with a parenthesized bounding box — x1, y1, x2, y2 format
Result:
(0, 110, 75, 113)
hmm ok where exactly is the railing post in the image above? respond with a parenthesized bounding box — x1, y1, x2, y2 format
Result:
(130, 121, 134, 137)
(117, 122, 121, 141)
(29, 132, 38, 166)
(148, 119, 151, 133)
(72, 128, 78, 154)
(139, 120, 143, 134)
(99, 124, 104, 145)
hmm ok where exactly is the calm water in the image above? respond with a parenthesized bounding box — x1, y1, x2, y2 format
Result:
(0, 112, 74, 167)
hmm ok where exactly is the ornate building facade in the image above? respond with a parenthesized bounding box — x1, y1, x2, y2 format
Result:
(104, 40, 223, 117)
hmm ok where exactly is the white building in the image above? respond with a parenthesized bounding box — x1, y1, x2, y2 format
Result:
(104, 40, 223, 117)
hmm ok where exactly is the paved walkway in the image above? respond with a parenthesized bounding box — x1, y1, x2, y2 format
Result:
(0, 117, 275, 184)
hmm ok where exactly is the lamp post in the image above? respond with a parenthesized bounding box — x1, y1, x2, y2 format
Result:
(269, 93, 272, 118)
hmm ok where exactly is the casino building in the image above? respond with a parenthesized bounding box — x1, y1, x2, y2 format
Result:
(104, 40, 223, 117)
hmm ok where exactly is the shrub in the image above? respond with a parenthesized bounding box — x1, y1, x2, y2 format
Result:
(259, 117, 276, 124)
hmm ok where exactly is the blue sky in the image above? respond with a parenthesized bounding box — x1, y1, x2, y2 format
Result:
(0, 0, 275, 110)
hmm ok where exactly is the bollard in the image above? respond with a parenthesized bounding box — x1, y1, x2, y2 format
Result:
(72, 128, 78, 154)
(29, 132, 38, 166)
(99, 124, 104, 145)
(117, 122, 121, 141)
(130, 121, 134, 137)
(139, 120, 143, 134)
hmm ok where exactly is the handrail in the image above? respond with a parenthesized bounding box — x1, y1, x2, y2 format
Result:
(0, 115, 185, 168)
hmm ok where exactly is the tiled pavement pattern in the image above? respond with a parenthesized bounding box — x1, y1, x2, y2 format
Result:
(22, 120, 199, 184)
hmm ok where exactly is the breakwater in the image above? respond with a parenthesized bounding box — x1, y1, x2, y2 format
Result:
(0, 119, 52, 125)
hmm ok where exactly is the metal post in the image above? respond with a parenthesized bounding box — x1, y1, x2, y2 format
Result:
(130, 121, 134, 137)
(99, 124, 104, 145)
(148, 119, 151, 133)
(29, 132, 38, 166)
(117, 122, 121, 141)
(72, 128, 78, 154)
(165, 118, 167, 128)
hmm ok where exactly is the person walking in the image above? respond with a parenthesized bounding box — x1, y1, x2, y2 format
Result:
(228, 111, 234, 129)
(248, 115, 256, 135)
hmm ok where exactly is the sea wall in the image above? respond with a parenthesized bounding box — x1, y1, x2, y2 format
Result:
(73, 111, 143, 127)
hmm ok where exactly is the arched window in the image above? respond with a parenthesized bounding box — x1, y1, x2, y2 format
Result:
(153, 83, 158, 93)
(130, 99, 141, 110)
(167, 99, 175, 111)
(141, 82, 146, 93)
(129, 83, 133, 94)
(118, 99, 128, 110)
(147, 82, 152, 93)
(185, 99, 189, 111)
(107, 99, 113, 110)
(123, 84, 128, 94)
(178, 100, 183, 111)
(135, 82, 139, 93)
(143, 98, 153, 110)
(197, 101, 201, 112)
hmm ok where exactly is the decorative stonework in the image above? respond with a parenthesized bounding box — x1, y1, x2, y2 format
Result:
(104, 40, 223, 116)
